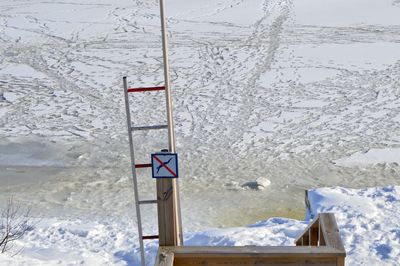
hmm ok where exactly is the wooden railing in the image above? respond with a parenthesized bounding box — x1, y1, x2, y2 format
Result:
(155, 213, 346, 266)
(295, 213, 346, 265)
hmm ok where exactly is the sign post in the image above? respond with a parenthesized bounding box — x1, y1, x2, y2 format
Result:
(157, 0, 183, 247)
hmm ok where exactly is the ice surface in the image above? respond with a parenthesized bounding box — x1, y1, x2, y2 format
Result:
(1, 0, 400, 265)
(294, 0, 400, 26)
(334, 148, 400, 167)
(0, 63, 48, 79)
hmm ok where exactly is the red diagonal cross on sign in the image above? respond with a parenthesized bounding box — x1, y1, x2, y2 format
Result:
(153, 155, 177, 177)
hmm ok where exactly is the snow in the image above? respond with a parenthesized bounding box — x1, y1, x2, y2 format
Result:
(294, 0, 400, 26)
(334, 148, 400, 168)
(286, 43, 400, 72)
(0, 63, 48, 79)
(1, 0, 400, 265)
(2, 186, 400, 265)
(307, 186, 400, 265)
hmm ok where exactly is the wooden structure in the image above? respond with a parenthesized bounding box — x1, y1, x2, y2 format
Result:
(155, 213, 346, 266)
(123, 1, 182, 265)
(157, 0, 183, 248)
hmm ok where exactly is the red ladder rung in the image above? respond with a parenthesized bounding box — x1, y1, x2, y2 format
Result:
(142, 235, 159, 240)
(135, 163, 152, 169)
(128, 86, 165, 93)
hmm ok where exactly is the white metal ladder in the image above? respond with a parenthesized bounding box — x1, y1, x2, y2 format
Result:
(122, 2, 183, 265)
(123, 77, 168, 266)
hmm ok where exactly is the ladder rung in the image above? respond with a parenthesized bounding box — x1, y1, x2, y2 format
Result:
(128, 86, 165, 93)
(135, 163, 152, 168)
(131, 125, 167, 131)
(138, 200, 157, 205)
(142, 235, 159, 240)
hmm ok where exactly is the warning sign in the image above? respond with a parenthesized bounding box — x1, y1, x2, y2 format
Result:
(151, 153, 178, 178)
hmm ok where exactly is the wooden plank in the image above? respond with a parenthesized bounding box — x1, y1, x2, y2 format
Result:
(337, 257, 345, 266)
(155, 245, 346, 265)
(156, 179, 183, 246)
(319, 214, 346, 254)
(155, 247, 174, 266)
(169, 246, 345, 257)
(310, 227, 319, 246)
(303, 233, 310, 246)
(318, 222, 326, 246)
(157, 179, 176, 246)
(174, 257, 337, 266)
(295, 216, 319, 245)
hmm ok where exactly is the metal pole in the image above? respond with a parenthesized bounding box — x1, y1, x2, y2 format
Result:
(159, 0, 183, 246)
(123, 77, 146, 266)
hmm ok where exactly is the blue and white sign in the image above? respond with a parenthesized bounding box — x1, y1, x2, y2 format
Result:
(151, 153, 178, 178)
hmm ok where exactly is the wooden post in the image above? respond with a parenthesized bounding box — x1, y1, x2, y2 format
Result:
(157, 0, 183, 246)
(156, 247, 174, 266)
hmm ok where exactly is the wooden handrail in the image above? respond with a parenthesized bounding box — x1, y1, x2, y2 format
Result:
(155, 213, 346, 266)
(295, 213, 345, 251)
(295, 213, 346, 266)
(295, 215, 320, 246)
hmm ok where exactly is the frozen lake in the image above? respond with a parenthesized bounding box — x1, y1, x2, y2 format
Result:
(1, 0, 400, 242)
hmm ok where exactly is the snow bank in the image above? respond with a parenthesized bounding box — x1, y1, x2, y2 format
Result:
(1, 186, 400, 265)
(0, 218, 140, 266)
(307, 186, 400, 265)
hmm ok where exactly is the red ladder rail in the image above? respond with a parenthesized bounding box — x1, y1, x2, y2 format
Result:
(135, 163, 152, 169)
(128, 86, 165, 93)
(142, 235, 159, 240)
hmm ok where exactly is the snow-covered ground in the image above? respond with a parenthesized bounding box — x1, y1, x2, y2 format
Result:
(2, 186, 400, 265)
(0, 0, 399, 265)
